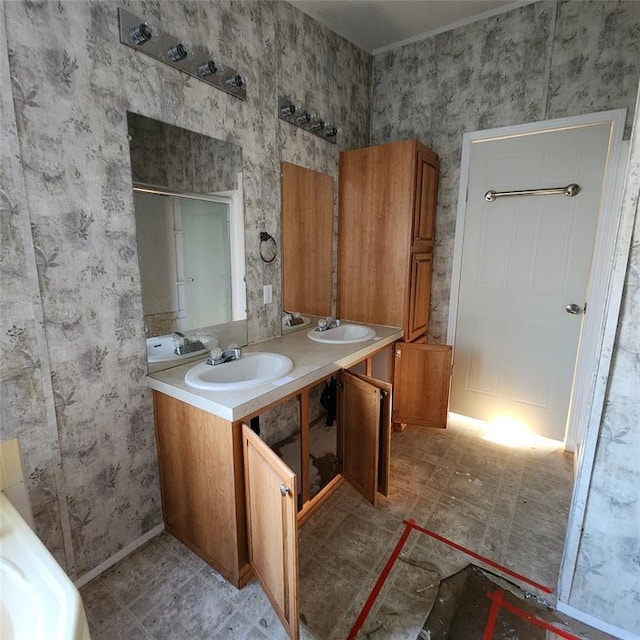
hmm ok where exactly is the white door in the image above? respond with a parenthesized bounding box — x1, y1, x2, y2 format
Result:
(451, 122, 613, 441)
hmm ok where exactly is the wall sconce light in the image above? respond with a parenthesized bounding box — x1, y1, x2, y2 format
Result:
(118, 8, 247, 100)
(278, 96, 338, 144)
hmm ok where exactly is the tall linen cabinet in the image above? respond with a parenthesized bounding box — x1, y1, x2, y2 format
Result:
(338, 139, 452, 428)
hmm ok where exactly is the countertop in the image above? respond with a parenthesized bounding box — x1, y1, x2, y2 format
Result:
(146, 323, 403, 421)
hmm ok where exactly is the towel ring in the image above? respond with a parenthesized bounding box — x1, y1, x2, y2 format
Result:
(259, 231, 277, 263)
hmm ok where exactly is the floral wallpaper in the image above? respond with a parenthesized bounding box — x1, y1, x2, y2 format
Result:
(371, 1, 640, 633)
(0, 1, 73, 573)
(0, 0, 370, 579)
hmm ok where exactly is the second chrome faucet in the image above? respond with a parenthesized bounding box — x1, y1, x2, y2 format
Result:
(206, 347, 242, 366)
(315, 317, 340, 332)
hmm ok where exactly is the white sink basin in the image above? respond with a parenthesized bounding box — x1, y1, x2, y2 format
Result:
(0, 493, 91, 640)
(146, 334, 217, 363)
(184, 352, 294, 390)
(307, 324, 376, 344)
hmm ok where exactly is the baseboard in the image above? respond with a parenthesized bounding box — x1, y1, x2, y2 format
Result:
(556, 600, 640, 640)
(74, 523, 165, 588)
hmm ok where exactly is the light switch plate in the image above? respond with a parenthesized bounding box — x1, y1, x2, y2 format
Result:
(263, 284, 273, 304)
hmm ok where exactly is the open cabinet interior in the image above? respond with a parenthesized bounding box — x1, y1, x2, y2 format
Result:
(256, 377, 341, 513)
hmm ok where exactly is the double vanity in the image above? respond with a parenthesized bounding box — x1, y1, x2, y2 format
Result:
(147, 321, 404, 638)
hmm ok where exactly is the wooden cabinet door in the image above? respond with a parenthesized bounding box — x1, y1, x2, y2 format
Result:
(407, 252, 433, 341)
(338, 141, 414, 327)
(339, 371, 391, 506)
(242, 425, 299, 640)
(153, 392, 244, 585)
(393, 343, 453, 428)
(412, 153, 438, 250)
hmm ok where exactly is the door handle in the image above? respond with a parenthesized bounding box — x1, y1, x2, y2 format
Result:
(279, 484, 291, 497)
(566, 303, 584, 315)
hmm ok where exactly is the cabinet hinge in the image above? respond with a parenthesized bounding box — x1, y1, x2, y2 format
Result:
(380, 389, 388, 399)
(393, 350, 401, 358)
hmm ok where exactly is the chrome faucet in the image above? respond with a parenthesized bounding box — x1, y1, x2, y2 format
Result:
(206, 347, 242, 366)
(315, 317, 340, 332)
(173, 331, 205, 355)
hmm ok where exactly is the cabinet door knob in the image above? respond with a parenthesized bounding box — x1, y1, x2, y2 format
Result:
(415, 236, 423, 241)
(279, 484, 291, 497)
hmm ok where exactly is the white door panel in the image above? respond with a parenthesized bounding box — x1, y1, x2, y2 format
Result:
(452, 122, 612, 441)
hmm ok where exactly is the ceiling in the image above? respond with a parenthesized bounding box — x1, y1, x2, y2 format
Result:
(287, 0, 528, 54)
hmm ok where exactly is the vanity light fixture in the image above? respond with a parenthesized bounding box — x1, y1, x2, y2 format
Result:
(278, 96, 338, 144)
(118, 8, 247, 100)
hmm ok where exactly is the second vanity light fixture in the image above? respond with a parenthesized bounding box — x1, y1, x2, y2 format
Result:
(278, 96, 338, 144)
(118, 8, 247, 100)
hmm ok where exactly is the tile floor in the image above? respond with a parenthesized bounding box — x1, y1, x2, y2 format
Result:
(81, 417, 590, 640)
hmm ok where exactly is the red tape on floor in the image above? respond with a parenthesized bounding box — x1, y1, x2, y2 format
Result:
(483, 588, 504, 640)
(403, 519, 554, 594)
(485, 590, 582, 640)
(346, 520, 413, 640)
(348, 519, 554, 639)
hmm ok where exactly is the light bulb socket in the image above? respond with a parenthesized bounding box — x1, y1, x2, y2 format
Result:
(309, 119, 325, 132)
(167, 43, 189, 62)
(323, 124, 337, 138)
(296, 112, 311, 124)
(280, 102, 296, 117)
(225, 74, 245, 90)
(198, 60, 218, 77)
(130, 22, 154, 45)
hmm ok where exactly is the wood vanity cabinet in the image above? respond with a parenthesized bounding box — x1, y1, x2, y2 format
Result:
(152, 349, 395, 640)
(338, 139, 452, 428)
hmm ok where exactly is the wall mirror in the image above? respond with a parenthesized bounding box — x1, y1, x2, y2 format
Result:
(281, 162, 334, 333)
(127, 113, 247, 372)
